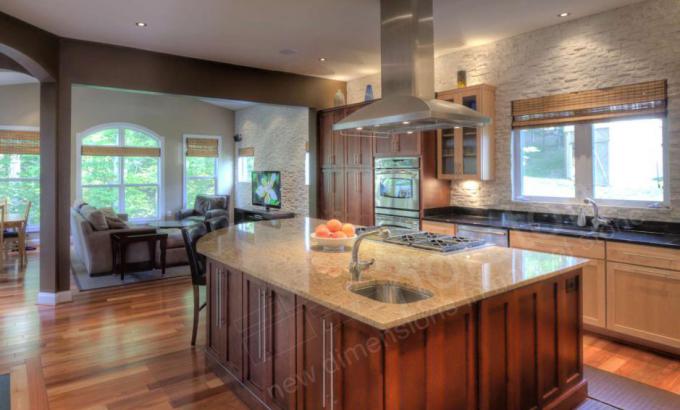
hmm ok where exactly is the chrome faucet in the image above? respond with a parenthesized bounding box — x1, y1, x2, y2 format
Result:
(584, 198, 609, 230)
(349, 227, 391, 281)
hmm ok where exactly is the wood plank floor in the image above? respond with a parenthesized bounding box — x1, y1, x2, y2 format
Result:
(1, 252, 679, 408)
(1, 253, 251, 409)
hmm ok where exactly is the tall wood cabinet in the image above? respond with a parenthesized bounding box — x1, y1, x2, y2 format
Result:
(436, 84, 496, 181)
(318, 102, 374, 226)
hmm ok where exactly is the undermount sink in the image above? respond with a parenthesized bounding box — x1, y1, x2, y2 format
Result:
(349, 281, 433, 304)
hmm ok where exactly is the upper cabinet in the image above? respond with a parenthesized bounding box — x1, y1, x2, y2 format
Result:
(436, 84, 495, 180)
(374, 132, 421, 157)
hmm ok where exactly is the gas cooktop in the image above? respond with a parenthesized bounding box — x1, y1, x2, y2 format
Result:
(384, 231, 488, 253)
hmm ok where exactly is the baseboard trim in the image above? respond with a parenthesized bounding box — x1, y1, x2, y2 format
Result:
(37, 290, 73, 305)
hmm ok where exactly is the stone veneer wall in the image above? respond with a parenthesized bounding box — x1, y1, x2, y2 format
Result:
(347, 0, 680, 221)
(235, 104, 309, 215)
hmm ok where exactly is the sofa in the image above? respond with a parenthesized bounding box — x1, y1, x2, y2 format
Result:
(176, 194, 229, 223)
(71, 206, 188, 276)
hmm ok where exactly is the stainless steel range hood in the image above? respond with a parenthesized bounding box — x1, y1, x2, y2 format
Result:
(333, 0, 490, 135)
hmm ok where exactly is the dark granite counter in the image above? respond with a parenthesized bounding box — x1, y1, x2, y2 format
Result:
(423, 207, 680, 249)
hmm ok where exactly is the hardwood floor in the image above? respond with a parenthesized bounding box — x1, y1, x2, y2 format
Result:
(1, 253, 251, 409)
(1, 252, 678, 409)
(584, 333, 680, 395)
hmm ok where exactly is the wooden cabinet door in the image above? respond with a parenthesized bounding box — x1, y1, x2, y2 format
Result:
(244, 276, 268, 395)
(374, 135, 395, 156)
(296, 299, 337, 410)
(394, 132, 420, 156)
(224, 267, 244, 378)
(345, 135, 373, 167)
(319, 111, 334, 168)
(207, 263, 227, 364)
(267, 287, 297, 410)
(344, 168, 373, 226)
(582, 260, 606, 328)
(606, 262, 680, 348)
(331, 110, 345, 167)
(321, 169, 345, 221)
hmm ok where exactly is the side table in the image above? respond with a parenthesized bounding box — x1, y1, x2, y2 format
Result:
(111, 231, 168, 280)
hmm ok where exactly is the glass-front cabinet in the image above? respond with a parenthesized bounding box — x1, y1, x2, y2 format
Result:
(436, 84, 495, 180)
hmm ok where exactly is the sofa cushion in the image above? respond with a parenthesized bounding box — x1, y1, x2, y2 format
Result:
(100, 207, 128, 229)
(80, 205, 109, 231)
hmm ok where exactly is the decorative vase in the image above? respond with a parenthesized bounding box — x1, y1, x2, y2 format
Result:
(457, 70, 467, 88)
(364, 84, 374, 101)
(333, 89, 346, 106)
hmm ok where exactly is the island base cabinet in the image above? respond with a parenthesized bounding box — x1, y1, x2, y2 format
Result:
(479, 269, 585, 410)
(207, 264, 243, 377)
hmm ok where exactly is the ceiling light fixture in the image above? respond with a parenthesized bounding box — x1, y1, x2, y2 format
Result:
(319, 57, 327, 62)
(557, 12, 570, 17)
(135, 21, 148, 27)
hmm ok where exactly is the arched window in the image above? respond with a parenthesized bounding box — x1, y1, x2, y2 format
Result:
(77, 124, 163, 221)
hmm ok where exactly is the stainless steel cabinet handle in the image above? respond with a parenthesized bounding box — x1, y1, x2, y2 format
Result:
(258, 289, 263, 360)
(458, 227, 508, 236)
(330, 322, 334, 410)
(322, 318, 326, 408)
(216, 269, 221, 327)
(262, 289, 267, 359)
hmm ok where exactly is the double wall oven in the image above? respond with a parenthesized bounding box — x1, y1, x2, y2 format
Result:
(374, 157, 420, 230)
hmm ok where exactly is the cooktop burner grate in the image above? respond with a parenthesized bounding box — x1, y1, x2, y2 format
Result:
(384, 231, 487, 253)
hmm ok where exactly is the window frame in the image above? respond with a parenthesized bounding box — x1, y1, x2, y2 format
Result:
(237, 154, 254, 184)
(512, 116, 670, 208)
(182, 134, 221, 208)
(0, 125, 41, 232)
(76, 123, 165, 222)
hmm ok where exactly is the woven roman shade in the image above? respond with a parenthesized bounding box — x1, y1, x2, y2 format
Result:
(238, 147, 255, 157)
(512, 80, 667, 128)
(186, 138, 219, 157)
(81, 146, 161, 157)
(0, 131, 39, 155)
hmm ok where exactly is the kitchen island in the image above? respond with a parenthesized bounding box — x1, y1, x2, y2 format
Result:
(197, 217, 589, 410)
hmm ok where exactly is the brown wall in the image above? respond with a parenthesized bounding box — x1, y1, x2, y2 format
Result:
(0, 12, 58, 81)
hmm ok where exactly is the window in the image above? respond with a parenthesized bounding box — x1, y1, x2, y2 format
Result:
(512, 80, 667, 207)
(184, 136, 221, 207)
(237, 147, 254, 183)
(516, 125, 575, 199)
(78, 125, 162, 221)
(513, 118, 666, 206)
(0, 129, 40, 229)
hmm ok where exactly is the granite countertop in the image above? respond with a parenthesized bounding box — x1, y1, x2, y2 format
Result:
(197, 217, 588, 330)
(423, 213, 680, 249)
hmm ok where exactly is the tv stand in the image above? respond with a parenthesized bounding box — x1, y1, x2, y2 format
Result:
(234, 206, 295, 224)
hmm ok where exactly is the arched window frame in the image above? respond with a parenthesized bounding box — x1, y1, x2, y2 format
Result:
(76, 123, 164, 221)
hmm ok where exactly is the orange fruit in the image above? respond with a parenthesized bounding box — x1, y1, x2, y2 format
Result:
(341, 223, 355, 237)
(331, 231, 347, 239)
(326, 219, 343, 232)
(315, 225, 331, 238)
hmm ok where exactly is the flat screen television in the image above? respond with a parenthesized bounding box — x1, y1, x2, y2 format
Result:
(251, 171, 281, 210)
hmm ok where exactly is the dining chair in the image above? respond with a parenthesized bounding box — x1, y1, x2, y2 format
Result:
(4, 201, 31, 266)
(181, 223, 208, 346)
(204, 216, 229, 233)
(0, 204, 5, 267)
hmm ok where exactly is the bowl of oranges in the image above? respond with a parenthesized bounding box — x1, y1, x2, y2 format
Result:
(311, 219, 357, 250)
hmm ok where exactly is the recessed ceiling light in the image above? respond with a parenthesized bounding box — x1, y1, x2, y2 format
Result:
(319, 57, 327, 62)
(135, 21, 148, 27)
(402, 121, 410, 125)
(356, 127, 363, 131)
(557, 12, 570, 18)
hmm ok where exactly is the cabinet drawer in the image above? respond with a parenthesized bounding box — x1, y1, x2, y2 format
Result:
(606, 262, 680, 348)
(607, 242, 680, 271)
(509, 231, 605, 260)
(421, 221, 456, 236)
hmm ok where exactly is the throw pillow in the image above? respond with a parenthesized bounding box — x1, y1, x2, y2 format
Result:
(100, 207, 128, 229)
(80, 205, 109, 231)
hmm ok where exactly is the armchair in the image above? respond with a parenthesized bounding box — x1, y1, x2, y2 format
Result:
(177, 194, 229, 223)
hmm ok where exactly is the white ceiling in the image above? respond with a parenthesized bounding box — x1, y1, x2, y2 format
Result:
(0, 0, 641, 81)
(0, 69, 38, 85)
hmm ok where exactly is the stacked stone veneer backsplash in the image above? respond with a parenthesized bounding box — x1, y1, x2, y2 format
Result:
(235, 104, 309, 215)
(348, 0, 680, 222)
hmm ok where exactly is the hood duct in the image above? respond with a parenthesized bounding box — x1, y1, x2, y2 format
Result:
(333, 0, 491, 135)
